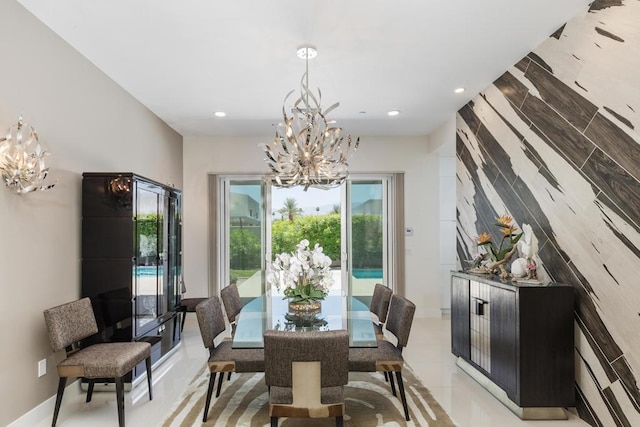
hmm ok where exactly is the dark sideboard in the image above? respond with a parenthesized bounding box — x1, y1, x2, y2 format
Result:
(451, 271, 575, 420)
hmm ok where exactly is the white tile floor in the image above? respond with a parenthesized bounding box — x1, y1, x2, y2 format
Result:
(29, 316, 589, 426)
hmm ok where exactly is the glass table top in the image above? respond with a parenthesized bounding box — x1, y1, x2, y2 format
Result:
(232, 293, 378, 349)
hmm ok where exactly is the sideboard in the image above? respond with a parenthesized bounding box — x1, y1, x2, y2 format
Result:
(451, 271, 575, 419)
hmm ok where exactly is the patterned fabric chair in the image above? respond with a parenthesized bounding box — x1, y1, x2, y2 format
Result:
(370, 283, 393, 339)
(264, 330, 349, 427)
(349, 294, 416, 421)
(195, 297, 264, 422)
(43, 298, 152, 427)
(220, 283, 242, 334)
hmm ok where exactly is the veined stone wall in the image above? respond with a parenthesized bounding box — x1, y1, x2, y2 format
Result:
(456, 1, 640, 425)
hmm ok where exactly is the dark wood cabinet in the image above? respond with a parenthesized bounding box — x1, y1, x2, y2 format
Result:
(82, 173, 183, 384)
(450, 271, 574, 418)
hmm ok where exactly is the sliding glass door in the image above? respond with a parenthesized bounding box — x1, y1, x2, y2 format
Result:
(346, 178, 393, 298)
(217, 175, 395, 298)
(219, 178, 265, 299)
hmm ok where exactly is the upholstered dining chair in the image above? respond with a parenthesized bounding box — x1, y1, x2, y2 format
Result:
(220, 283, 242, 334)
(195, 297, 264, 422)
(264, 329, 349, 427)
(349, 294, 416, 421)
(43, 298, 152, 427)
(370, 283, 393, 339)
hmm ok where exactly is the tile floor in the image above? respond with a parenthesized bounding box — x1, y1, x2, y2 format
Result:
(27, 316, 589, 426)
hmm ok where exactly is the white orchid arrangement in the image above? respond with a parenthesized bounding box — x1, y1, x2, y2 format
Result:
(266, 239, 334, 303)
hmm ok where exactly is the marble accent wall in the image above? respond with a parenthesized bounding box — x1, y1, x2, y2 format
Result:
(456, 1, 640, 425)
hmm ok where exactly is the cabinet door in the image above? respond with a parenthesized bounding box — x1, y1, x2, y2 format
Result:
(490, 285, 517, 399)
(167, 192, 182, 311)
(451, 276, 470, 358)
(134, 183, 161, 336)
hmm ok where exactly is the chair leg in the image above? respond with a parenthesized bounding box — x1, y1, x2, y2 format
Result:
(383, 371, 389, 382)
(395, 371, 410, 421)
(271, 416, 278, 427)
(215, 370, 225, 397)
(145, 356, 153, 400)
(86, 379, 95, 402)
(115, 377, 125, 427)
(173, 315, 179, 341)
(227, 372, 232, 381)
(51, 377, 67, 427)
(336, 415, 344, 427)
(388, 371, 397, 396)
(203, 372, 216, 422)
(180, 309, 187, 332)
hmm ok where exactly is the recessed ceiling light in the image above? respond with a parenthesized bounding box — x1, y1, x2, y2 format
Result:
(213, 111, 226, 117)
(454, 87, 465, 94)
(387, 110, 401, 117)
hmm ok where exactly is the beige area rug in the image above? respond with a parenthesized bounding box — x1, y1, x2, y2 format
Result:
(161, 365, 457, 426)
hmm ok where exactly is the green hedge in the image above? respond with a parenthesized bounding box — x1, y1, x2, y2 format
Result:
(271, 214, 383, 269)
(227, 214, 384, 269)
(272, 214, 342, 261)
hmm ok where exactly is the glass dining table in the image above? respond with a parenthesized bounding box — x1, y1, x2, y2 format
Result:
(232, 292, 378, 349)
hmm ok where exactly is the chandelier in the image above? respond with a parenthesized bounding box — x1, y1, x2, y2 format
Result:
(0, 116, 56, 194)
(262, 46, 359, 191)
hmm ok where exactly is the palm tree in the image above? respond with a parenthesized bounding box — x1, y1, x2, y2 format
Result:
(278, 197, 304, 222)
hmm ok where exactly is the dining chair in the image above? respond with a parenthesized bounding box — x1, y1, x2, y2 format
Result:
(179, 297, 208, 332)
(195, 297, 264, 422)
(220, 283, 242, 334)
(43, 298, 152, 427)
(349, 294, 416, 421)
(370, 283, 393, 339)
(264, 329, 349, 427)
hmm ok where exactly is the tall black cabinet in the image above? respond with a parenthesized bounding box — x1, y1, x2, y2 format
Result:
(82, 173, 182, 384)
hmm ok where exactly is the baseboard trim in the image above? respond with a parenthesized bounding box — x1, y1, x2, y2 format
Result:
(7, 379, 82, 427)
(456, 357, 569, 420)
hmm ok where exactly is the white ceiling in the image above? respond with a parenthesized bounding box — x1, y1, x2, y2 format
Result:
(17, 0, 590, 138)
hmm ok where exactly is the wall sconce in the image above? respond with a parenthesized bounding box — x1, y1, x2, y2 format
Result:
(108, 175, 132, 207)
(0, 116, 56, 194)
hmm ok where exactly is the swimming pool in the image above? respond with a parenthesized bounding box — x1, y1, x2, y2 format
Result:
(352, 268, 383, 279)
(136, 265, 162, 276)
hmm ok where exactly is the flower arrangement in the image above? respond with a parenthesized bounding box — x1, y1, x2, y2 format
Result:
(266, 239, 334, 304)
(475, 215, 523, 261)
(473, 215, 523, 278)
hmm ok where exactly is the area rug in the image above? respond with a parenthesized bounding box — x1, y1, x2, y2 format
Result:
(161, 365, 457, 426)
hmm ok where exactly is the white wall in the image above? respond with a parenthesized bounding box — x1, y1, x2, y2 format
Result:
(183, 134, 446, 318)
(0, 1, 182, 425)
(431, 117, 457, 315)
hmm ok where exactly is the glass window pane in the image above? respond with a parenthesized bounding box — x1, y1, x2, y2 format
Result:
(229, 181, 263, 298)
(350, 180, 384, 299)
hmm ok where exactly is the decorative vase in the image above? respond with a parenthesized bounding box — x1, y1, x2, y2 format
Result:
(288, 299, 322, 314)
(510, 257, 528, 278)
